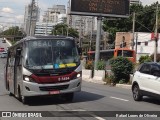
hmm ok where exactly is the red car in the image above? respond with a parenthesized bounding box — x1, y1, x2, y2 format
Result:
(0, 48, 5, 52)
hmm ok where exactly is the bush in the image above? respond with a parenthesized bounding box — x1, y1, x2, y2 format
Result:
(104, 74, 115, 85)
(85, 60, 94, 70)
(139, 55, 152, 64)
(109, 57, 134, 84)
(97, 60, 106, 70)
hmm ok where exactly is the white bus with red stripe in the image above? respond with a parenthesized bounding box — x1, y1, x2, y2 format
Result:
(4, 36, 82, 104)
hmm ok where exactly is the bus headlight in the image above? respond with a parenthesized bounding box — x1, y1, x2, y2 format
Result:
(77, 73, 81, 78)
(72, 72, 82, 80)
(23, 75, 35, 82)
(24, 76, 30, 81)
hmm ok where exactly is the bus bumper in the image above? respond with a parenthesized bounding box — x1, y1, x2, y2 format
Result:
(22, 78, 82, 97)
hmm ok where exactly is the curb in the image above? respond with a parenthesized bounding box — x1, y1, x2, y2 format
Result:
(116, 84, 131, 89)
(83, 79, 105, 85)
(83, 79, 132, 89)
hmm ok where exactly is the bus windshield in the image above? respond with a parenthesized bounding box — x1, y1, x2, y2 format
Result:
(25, 39, 80, 69)
(117, 50, 133, 57)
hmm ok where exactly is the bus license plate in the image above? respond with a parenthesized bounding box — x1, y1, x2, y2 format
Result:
(49, 90, 60, 95)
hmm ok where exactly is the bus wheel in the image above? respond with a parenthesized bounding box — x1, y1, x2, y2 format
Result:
(17, 86, 22, 101)
(8, 83, 13, 96)
(22, 96, 29, 104)
(64, 93, 74, 102)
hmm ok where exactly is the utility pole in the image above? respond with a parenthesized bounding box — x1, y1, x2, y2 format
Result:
(29, 0, 34, 36)
(154, 3, 159, 62)
(122, 36, 125, 57)
(135, 32, 138, 62)
(89, 17, 93, 51)
(132, 12, 135, 50)
(94, 17, 102, 70)
(79, 17, 82, 47)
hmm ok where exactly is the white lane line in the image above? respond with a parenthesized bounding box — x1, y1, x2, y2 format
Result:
(91, 114, 106, 120)
(110, 96, 129, 102)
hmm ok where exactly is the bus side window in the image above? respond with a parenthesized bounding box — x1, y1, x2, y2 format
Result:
(16, 48, 22, 66)
(8, 52, 11, 67)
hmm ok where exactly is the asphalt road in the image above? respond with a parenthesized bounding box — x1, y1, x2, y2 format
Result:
(0, 38, 160, 120)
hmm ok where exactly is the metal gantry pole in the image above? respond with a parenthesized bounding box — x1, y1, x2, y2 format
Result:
(94, 16, 102, 70)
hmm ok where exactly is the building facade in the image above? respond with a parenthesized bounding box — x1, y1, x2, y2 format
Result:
(34, 22, 56, 36)
(130, 0, 142, 5)
(24, 0, 40, 36)
(115, 32, 160, 61)
(43, 5, 66, 23)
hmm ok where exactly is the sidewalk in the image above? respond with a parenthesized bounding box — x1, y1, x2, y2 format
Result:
(83, 79, 131, 89)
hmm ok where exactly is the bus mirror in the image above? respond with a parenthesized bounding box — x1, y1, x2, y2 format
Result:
(16, 48, 21, 56)
(78, 47, 82, 55)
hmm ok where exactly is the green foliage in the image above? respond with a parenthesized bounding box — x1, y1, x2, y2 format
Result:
(109, 57, 134, 84)
(51, 23, 79, 38)
(102, 3, 159, 43)
(97, 60, 106, 70)
(119, 79, 126, 84)
(104, 74, 115, 85)
(85, 61, 94, 70)
(139, 55, 152, 64)
(1, 26, 23, 36)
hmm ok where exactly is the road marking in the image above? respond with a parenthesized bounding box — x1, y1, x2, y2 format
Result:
(91, 114, 106, 120)
(110, 96, 129, 102)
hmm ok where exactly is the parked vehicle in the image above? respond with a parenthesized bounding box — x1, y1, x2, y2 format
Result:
(2, 39, 6, 43)
(0, 48, 5, 52)
(0, 51, 7, 58)
(132, 62, 160, 101)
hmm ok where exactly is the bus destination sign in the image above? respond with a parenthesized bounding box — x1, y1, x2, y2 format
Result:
(70, 0, 130, 17)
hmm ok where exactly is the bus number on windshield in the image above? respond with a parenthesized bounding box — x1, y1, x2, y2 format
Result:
(56, 41, 66, 46)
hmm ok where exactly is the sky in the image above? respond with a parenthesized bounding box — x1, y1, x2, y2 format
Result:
(0, 0, 160, 28)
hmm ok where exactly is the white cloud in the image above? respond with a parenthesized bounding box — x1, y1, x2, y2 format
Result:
(16, 15, 24, 21)
(2, 7, 14, 13)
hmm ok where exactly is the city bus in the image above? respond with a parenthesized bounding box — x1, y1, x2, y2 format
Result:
(4, 36, 82, 104)
(87, 48, 136, 63)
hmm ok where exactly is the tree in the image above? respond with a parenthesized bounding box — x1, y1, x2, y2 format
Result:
(102, 3, 160, 44)
(51, 23, 79, 38)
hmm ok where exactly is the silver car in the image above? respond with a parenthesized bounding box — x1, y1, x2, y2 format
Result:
(0, 51, 7, 58)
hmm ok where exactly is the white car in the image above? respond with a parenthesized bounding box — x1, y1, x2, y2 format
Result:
(0, 51, 7, 58)
(132, 62, 160, 101)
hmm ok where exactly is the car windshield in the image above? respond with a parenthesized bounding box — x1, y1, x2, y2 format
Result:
(24, 39, 80, 70)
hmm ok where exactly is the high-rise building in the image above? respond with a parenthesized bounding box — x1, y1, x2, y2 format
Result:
(34, 22, 56, 36)
(24, 0, 40, 36)
(130, 0, 142, 5)
(42, 5, 66, 23)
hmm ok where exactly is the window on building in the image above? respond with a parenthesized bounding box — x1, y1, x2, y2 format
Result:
(138, 42, 141, 45)
(145, 42, 148, 46)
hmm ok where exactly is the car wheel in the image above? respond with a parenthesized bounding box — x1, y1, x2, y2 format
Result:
(22, 96, 29, 104)
(132, 85, 142, 101)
